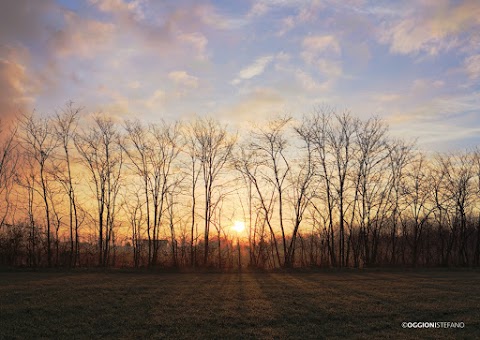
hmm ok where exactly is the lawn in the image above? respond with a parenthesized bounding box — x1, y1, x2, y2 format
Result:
(0, 269, 478, 339)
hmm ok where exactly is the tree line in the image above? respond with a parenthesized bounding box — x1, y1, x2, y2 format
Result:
(1, 104, 479, 268)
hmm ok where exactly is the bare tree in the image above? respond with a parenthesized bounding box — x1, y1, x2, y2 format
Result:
(123, 120, 183, 266)
(75, 115, 123, 266)
(305, 108, 358, 266)
(249, 116, 291, 266)
(437, 152, 474, 265)
(306, 109, 337, 266)
(352, 117, 390, 266)
(192, 117, 235, 266)
(122, 185, 144, 267)
(474, 149, 480, 266)
(235, 145, 281, 268)
(20, 113, 58, 267)
(401, 152, 435, 266)
(386, 140, 412, 264)
(285, 119, 316, 267)
(328, 111, 358, 267)
(54, 103, 81, 266)
(0, 120, 18, 229)
(5, 106, 480, 269)
(183, 123, 203, 267)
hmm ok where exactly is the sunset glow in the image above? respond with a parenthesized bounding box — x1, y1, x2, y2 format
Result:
(1, 3, 478, 338)
(1, 1, 479, 151)
(2, 1, 480, 271)
(232, 221, 246, 234)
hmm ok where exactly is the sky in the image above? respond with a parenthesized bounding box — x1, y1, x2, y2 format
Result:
(1, 0, 479, 151)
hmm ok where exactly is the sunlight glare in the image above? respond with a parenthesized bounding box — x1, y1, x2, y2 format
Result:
(232, 221, 245, 233)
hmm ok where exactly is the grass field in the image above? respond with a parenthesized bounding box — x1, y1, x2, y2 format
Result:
(0, 269, 479, 339)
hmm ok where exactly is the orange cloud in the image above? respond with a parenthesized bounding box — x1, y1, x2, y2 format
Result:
(380, 0, 480, 55)
(0, 52, 31, 124)
(52, 11, 115, 58)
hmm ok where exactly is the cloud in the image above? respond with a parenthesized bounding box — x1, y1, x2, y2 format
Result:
(296, 70, 329, 92)
(0, 0, 57, 120)
(52, 11, 115, 58)
(168, 71, 199, 88)
(373, 93, 401, 103)
(387, 90, 480, 126)
(194, 4, 247, 30)
(128, 81, 141, 89)
(222, 87, 286, 121)
(177, 32, 208, 60)
(89, 0, 211, 60)
(317, 59, 342, 78)
(247, 0, 313, 18)
(232, 56, 274, 85)
(0, 0, 55, 46)
(411, 78, 446, 94)
(464, 54, 480, 80)
(88, 0, 145, 22)
(301, 35, 341, 64)
(0, 55, 31, 123)
(277, 2, 322, 36)
(300, 35, 343, 84)
(145, 89, 166, 109)
(278, 16, 295, 36)
(378, 0, 480, 56)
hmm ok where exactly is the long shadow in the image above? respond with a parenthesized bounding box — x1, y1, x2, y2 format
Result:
(254, 272, 339, 339)
(277, 272, 480, 338)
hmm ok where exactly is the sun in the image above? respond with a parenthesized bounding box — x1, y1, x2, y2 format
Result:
(232, 220, 245, 233)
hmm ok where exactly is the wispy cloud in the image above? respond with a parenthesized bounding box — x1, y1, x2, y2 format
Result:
(194, 4, 247, 30)
(277, 2, 322, 36)
(464, 54, 480, 80)
(52, 11, 115, 58)
(300, 35, 343, 87)
(145, 89, 166, 109)
(177, 32, 209, 60)
(88, 0, 145, 22)
(1, 0, 479, 150)
(302, 35, 341, 62)
(246, 0, 312, 18)
(168, 71, 199, 89)
(378, 0, 480, 56)
(222, 87, 286, 121)
(295, 70, 328, 92)
(232, 56, 274, 85)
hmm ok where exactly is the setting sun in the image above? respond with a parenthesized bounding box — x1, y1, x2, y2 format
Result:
(232, 221, 246, 233)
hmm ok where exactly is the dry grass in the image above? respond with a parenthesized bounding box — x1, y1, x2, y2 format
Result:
(0, 269, 479, 339)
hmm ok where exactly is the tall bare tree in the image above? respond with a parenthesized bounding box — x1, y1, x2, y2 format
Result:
(402, 153, 435, 266)
(20, 113, 58, 267)
(236, 145, 281, 268)
(249, 116, 291, 266)
(0, 120, 18, 229)
(183, 123, 203, 267)
(306, 109, 337, 266)
(75, 115, 123, 266)
(352, 117, 390, 266)
(285, 119, 316, 267)
(54, 103, 81, 266)
(192, 117, 235, 266)
(123, 120, 183, 266)
(328, 111, 358, 267)
(386, 140, 412, 264)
